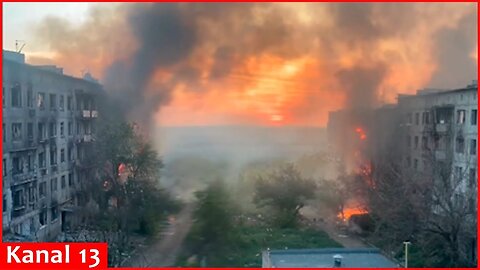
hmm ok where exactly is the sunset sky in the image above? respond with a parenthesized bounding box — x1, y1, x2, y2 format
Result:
(3, 3, 478, 127)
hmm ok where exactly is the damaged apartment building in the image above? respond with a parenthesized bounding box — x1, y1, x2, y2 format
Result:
(2, 50, 102, 241)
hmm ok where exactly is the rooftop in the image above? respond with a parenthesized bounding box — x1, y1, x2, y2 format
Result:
(262, 248, 399, 268)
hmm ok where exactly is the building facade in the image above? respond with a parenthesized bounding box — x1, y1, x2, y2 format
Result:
(2, 50, 102, 241)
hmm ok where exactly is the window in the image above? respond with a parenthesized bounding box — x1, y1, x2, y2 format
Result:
(2, 196, 6, 213)
(414, 158, 418, 170)
(39, 182, 46, 197)
(414, 136, 419, 149)
(3, 158, 7, 176)
(67, 96, 72, 111)
(68, 173, 73, 187)
(12, 123, 22, 141)
(471, 139, 477, 155)
(68, 122, 73, 136)
(469, 169, 476, 188)
(59, 95, 64, 111)
(454, 166, 463, 183)
(76, 122, 80, 135)
(28, 186, 35, 202)
(415, 113, 420, 125)
(50, 148, 57, 166)
(457, 110, 466, 124)
(51, 206, 58, 222)
(472, 109, 477, 125)
(406, 156, 411, 167)
(27, 123, 33, 140)
(406, 136, 411, 148)
(425, 112, 430, 124)
(51, 178, 58, 192)
(38, 152, 46, 168)
(60, 148, 65, 163)
(11, 84, 22, 107)
(456, 137, 465, 153)
(13, 189, 25, 208)
(68, 145, 74, 161)
(60, 122, 64, 137)
(12, 157, 23, 175)
(422, 136, 428, 149)
(3, 124, 5, 142)
(27, 85, 33, 108)
(49, 122, 57, 137)
(49, 94, 57, 110)
(39, 209, 47, 226)
(407, 113, 412, 124)
(37, 92, 45, 109)
(61, 175, 66, 189)
(27, 154, 34, 172)
(38, 123, 46, 141)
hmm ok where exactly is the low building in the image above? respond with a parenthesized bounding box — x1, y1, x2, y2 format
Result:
(2, 50, 103, 241)
(262, 248, 399, 268)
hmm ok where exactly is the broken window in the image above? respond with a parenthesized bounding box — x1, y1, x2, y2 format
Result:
(454, 166, 463, 183)
(13, 189, 25, 208)
(422, 136, 428, 149)
(37, 92, 45, 110)
(60, 148, 65, 163)
(61, 175, 66, 189)
(456, 137, 465, 154)
(12, 157, 23, 175)
(3, 158, 7, 176)
(38, 152, 46, 168)
(457, 110, 466, 124)
(67, 96, 72, 111)
(28, 186, 35, 202)
(471, 139, 477, 155)
(38, 123, 46, 141)
(436, 107, 453, 124)
(59, 95, 64, 111)
(27, 123, 33, 140)
(50, 148, 57, 166)
(68, 173, 73, 187)
(469, 169, 476, 188)
(27, 84, 33, 108)
(49, 122, 57, 137)
(12, 123, 22, 141)
(11, 83, 22, 107)
(49, 94, 57, 110)
(51, 206, 59, 222)
(39, 208, 47, 226)
(472, 110, 477, 125)
(60, 122, 64, 137)
(39, 182, 46, 198)
(51, 178, 58, 192)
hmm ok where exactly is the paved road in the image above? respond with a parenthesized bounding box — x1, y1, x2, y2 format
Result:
(123, 204, 195, 267)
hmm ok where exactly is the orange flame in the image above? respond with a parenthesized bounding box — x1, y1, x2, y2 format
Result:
(338, 207, 368, 221)
(354, 127, 367, 140)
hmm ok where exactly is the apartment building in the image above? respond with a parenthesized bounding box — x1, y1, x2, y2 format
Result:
(2, 50, 102, 241)
(397, 83, 477, 194)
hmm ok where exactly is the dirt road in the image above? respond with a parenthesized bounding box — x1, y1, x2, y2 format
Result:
(123, 204, 194, 267)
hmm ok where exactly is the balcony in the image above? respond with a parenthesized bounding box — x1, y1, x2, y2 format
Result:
(83, 134, 92, 142)
(82, 110, 91, 118)
(12, 171, 37, 185)
(91, 110, 98, 118)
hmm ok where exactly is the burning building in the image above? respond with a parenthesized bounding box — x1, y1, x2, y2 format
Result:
(2, 50, 103, 241)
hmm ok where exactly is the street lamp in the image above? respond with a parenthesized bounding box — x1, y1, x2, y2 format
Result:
(403, 241, 411, 268)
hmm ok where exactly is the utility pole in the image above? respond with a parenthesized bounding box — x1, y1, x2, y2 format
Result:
(403, 241, 411, 268)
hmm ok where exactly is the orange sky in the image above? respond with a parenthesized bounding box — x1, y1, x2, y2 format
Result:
(10, 3, 477, 126)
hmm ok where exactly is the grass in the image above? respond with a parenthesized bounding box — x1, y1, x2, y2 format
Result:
(177, 224, 342, 267)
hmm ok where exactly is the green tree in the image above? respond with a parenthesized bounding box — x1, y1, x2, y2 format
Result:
(187, 180, 235, 263)
(253, 164, 316, 228)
